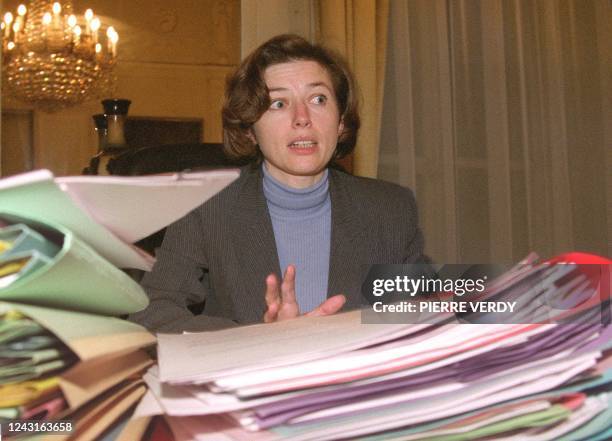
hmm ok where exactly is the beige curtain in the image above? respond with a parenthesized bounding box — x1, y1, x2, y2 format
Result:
(379, 0, 611, 262)
(316, 0, 389, 177)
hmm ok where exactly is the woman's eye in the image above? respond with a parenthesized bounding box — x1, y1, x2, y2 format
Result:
(270, 100, 284, 109)
(312, 95, 327, 104)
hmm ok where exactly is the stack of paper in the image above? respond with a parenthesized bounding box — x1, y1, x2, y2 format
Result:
(149, 253, 611, 440)
(0, 168, 239, 440)
(0, 169, 239, 270)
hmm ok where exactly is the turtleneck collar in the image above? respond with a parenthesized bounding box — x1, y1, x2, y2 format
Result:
(262, 164, 330, 215)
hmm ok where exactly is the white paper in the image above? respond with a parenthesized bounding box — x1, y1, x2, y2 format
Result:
(0, 169, 239, 269)
(157, 310, 429, 384)
(158, 353, 597, 441)
(143, 370, 303, 416)
(282, 354, 599, 441)
(216, 324, 550, 396)
(285, 348, 592, 425)
(132, 390, 164, 418)
(56, 169, 240, 243)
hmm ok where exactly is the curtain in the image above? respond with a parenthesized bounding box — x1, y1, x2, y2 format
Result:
(379, 0, 611, 262)
(317, 0, 389, 177)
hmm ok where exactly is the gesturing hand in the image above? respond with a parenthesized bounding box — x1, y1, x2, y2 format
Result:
(263, 265, 346, 323)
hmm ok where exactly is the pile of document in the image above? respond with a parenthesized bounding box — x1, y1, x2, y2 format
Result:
(0, 168, 239, 440)
(148, 254, 611, 440)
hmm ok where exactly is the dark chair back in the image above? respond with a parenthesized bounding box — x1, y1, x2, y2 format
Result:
(107, 142, 249, 175)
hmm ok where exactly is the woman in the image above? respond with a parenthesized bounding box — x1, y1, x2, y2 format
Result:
(130, 34, 427, 332)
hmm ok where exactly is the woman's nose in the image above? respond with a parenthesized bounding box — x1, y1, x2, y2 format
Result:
(292, 102, 311, 128)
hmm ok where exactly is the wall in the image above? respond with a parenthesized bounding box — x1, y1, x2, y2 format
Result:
(1, 0, 240, 176)
(241, 0, 316, 57)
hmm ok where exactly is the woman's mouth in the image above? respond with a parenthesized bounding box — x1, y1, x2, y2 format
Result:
(288, 140, 318, 148)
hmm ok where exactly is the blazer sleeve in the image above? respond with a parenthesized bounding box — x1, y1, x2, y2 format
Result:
(128, 210, 237, 333)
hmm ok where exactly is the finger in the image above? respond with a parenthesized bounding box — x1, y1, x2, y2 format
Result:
(264, 273, 280, 307)
(306, 294, 346, 317)
(263, 274, 280, 323)
(263, 300, 279, 323)
(278, 265, 300, 320)
(280, 265, 298, 307)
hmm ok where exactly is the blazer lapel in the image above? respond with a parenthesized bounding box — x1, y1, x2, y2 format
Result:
(327, 170, 368, 308)
(229, 166, 281, 319)
(227, 167, 367, 317)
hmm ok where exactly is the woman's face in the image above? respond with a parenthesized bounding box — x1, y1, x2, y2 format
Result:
(251, 60, 344, 188)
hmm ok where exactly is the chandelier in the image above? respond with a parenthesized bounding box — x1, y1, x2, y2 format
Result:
(1, 0, 119, 111)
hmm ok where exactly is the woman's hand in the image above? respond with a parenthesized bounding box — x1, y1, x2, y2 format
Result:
(263, 265, 346, 323)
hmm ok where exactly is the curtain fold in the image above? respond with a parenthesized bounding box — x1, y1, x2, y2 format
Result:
(317, 0, 389, 177)
(378, 0, 611, 262)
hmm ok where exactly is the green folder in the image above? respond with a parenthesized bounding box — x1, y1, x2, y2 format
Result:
(0, 302, 155, 362)
(2, 335, 58, 351)
(0, 347, 69, 367)
(0, 358, 68, 384)
(410, 404, 570, 441)
(0, 169, 153, 270)
(0, 223, 60, 259)
(0, 213, 148, 316)
(0, 317, 44, 345)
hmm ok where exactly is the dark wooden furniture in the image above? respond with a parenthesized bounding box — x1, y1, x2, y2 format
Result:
(106, 142, 248, 176)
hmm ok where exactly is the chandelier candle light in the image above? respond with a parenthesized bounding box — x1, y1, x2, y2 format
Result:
(1, 0, 119, 111)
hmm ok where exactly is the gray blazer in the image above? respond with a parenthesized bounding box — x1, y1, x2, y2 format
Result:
(129, 165, 426, 332)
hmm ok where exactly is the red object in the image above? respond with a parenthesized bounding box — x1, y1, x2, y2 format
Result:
(546, 252, 612, 265)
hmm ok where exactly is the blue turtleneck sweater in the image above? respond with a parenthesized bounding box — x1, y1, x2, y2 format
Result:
(262, 165, 331, 313)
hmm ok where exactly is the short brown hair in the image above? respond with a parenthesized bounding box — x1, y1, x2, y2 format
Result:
(222, 34, 360, 162)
